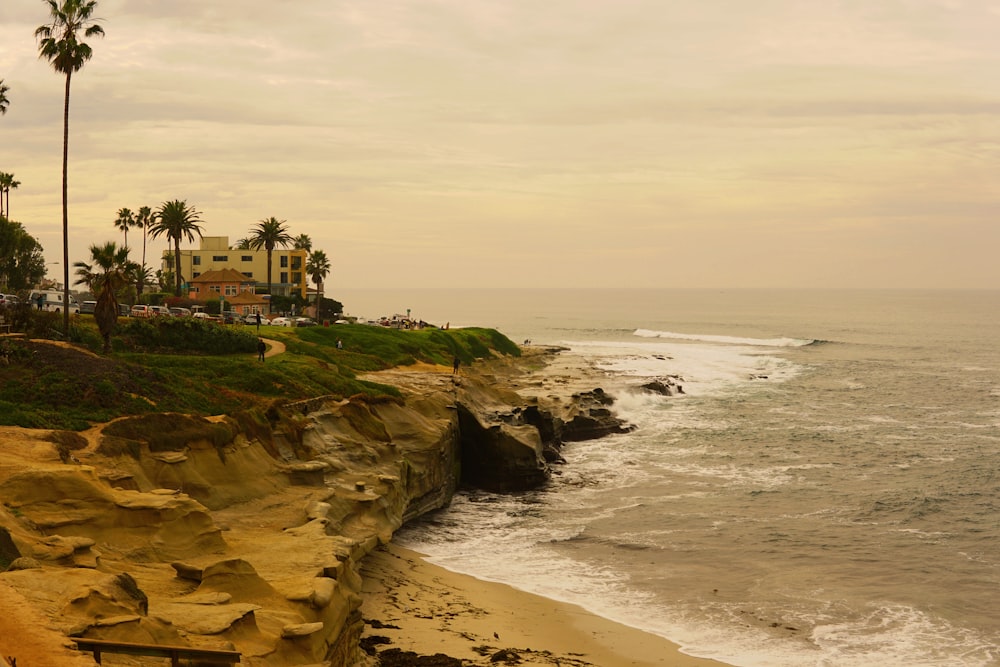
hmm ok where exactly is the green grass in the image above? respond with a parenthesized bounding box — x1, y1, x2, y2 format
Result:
(0, 319, 519, 430)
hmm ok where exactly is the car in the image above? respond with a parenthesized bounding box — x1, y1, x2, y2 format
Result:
(244, 313, 265, 325)
(192, 312, 219, 322)
(150, 305, 171, 317)
(80, 300, 97, 314)
(293, 317, 317, 327)
(270, 317, 293, 327)
(0, 294, 19, 307)
(131, 304, 153, 317)
(220, 310, 243, 324)
(169, 307, 192, 318)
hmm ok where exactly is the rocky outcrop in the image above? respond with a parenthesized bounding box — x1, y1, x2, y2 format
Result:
(0, 347, 632, 666)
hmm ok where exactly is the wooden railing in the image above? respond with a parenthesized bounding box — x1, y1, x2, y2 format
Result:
(73, 638, 241, 665)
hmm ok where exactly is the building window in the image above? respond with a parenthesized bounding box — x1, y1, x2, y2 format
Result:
(242, 255, 253, 262)
(212, 255, 228, 262)
(192, 272, 201, 278)
(280, 256, 288, 268)
(291, 257, 302, 270)
(280, 272, 288, 284)
(189, 287, 199, 295)
(291, 272, 302, 285)
(193, 256, 201, 265)
(209, 285, 220, 294)
(225, 285, 238, 296)
(242, 272, 253, 278)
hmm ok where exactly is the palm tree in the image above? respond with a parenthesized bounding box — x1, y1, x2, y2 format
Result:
(36, 0, 105, 334)
(132, 263, 153, 303)
(232, 237, 251, 250)
(0, 173, 10, 216)
(113, 207, 134, 251)
(136, 205, 152, 271)
(0, 173, 19, 218)
(306, 249, 331, 320)
(149, 200, 203, 296)
(293, 234, 312, 252)
(74, 241, 134, 353)
(247, 217, 292, 313)
(0, 79, 9, 115)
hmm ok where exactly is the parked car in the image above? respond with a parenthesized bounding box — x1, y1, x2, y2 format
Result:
(169, 307, 192, 318)
(0, 294, 19, 307)
(293, 317, 317, 327)
(270, 317, 293, 327)
(80, 300, 97, 314)
(150, 306, 171, 317)
(244, 313, 266, 325)
(220, 310, 243, 324)
(131, 304, 153, 317)
(192, 312, 220, 323)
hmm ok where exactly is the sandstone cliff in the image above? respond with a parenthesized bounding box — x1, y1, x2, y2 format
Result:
(0, 347, 628, 666)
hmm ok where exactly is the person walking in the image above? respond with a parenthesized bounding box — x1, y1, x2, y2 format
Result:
(257, 338, 267, 362)
(255, 312, 262, 332)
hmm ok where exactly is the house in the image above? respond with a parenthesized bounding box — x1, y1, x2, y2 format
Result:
(162, 236, 308, 300)
(187, 268, 267, 314)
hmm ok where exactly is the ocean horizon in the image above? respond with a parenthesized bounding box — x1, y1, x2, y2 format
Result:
(340, 288, 1000, 666)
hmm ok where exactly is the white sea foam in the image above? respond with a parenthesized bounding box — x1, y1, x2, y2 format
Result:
(634, 328, 815, 347)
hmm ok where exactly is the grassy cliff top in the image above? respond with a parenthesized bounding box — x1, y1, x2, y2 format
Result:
(0, 319, 519, 430)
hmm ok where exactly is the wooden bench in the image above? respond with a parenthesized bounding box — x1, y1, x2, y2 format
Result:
(73, 638, 241, 666)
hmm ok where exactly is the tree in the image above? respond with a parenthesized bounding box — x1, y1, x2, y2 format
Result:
(306, 249, 330, 319)
(132, 263, 153, 304)
(0, 79, 9, 115)
(149, 200, 203, 296)
(293, 234, 312, 252)
(232, 237, 251, 250)
(35, 0, 105, 335)
(136, 205, 152, 271)
(73, 241, 134, 352)
(247, 217, 292, 313)
(113, 206, 135, 252)
(0, 214, 46, 291)
(0, 173, 20, 218)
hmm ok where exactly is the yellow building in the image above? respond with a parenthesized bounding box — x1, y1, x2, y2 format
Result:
(161, 236, 308, 300)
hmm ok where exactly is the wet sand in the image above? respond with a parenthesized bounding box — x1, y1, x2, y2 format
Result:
(360, 543, 731, 667)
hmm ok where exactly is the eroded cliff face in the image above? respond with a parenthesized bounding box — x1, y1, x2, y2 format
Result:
(0, 349, 629, 666)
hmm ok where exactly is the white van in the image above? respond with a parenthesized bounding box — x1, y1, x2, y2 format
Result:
(29, 290, 81, 314)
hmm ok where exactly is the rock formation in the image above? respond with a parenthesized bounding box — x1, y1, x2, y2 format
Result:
(0, 347, 632, 665)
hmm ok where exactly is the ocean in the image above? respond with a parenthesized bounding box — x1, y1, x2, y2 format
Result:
(339, 288, 1000, 667)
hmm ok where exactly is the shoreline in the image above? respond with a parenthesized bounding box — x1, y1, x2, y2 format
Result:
(359, 542, 732, 667)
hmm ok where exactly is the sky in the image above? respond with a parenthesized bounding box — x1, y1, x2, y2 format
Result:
(1, 0, 998, 290)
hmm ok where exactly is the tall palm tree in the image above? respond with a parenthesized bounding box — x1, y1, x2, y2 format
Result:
(232, 237, 251, 250)
(149, 200, 203, 296)
(306, 249, 331, 319)
(36, 0, 105, 334)
(113, 207, 134, 251)
(0, 173, 10, 216)
(0, 79, 9, 115)
(247, 217, 292, 313)
(136, 205, 152, 271)
(0, 173, 19, 218)
(293, 234, 312, 252)
(73, 241, 134, 353)
(4, 176, 19, 219)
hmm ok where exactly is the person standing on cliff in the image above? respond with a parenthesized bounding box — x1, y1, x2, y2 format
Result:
(257, 338, 266, 362)
(452, 356, 461, 374)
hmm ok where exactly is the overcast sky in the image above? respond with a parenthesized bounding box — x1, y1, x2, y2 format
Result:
(1, 0, 998, 289)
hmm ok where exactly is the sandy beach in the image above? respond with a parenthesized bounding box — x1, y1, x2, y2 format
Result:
(359, 543, 730, 667)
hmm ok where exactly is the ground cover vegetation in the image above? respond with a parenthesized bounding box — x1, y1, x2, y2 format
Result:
(0, 311, 518, 431)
